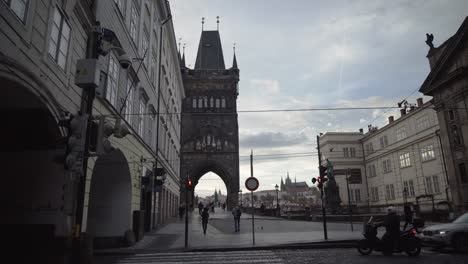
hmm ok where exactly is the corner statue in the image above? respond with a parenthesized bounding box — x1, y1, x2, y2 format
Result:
(425, 33, 434, 49)
(323, 159, 341, 214)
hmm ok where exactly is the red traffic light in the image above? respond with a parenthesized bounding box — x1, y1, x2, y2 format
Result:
(187, 179, 193, 187)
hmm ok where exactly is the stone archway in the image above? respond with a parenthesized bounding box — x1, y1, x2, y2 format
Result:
(0, 71, 71, 258)
(87, 149, 132, 248)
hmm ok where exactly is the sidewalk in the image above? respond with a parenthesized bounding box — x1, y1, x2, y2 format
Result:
(94, 209, 362, 255)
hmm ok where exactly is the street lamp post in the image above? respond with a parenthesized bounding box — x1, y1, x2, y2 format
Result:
(239, 189, 242, 206)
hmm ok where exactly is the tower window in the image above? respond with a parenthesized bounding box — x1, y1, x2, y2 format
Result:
(221, 97, 226, 108)
(192, 97, 197, 108)
(215, 98, 220, 108)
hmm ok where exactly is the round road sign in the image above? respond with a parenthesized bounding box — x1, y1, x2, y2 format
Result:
(245, 177, 259, 191)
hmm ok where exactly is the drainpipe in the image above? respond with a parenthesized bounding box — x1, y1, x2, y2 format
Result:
(435, 129, 452, 212)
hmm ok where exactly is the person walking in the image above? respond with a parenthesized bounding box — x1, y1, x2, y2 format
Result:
(403, 203, 413, 230)
(179, 204, 185, 220)
(201, 207, 209, 235)
(198, 202, 204, 215)
(232, 206, 242, 232)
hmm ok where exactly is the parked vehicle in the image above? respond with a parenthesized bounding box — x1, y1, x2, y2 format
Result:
(420, 212, 468, 252)
(357, 216, 423, 256)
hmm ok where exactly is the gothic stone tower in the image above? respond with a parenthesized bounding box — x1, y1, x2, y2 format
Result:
(180, 29, 239, 209)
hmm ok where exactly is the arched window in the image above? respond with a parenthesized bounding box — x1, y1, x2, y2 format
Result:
(221, 97, 226, 108)
(203, 96, 208, 108)
(192, 97, 197, 108)
(215, 98, 220, 108)
(198, 97, 203, 108)
(210, 97, 214, 108)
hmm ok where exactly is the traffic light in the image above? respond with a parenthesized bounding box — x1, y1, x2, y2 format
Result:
(319, 165, 328, 178)
(187, 178, 193, 190)
(95, 116, 114, 154)
(65, 113, 88, 173)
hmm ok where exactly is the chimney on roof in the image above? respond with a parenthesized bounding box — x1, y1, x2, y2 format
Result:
(400, 108, 406, 117)
(388, 116, 394, 123)
(417, 98, 423, 107)
(359, 128, 363, 133)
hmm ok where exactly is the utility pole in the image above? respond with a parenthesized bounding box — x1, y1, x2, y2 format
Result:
(250, 150, 255, 245)
(346, 168, 354, 231)
(317, 135, 328, 240)
(152, 12, 172, 229)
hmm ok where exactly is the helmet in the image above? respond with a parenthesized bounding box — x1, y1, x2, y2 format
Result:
(386, 206, 396, 214)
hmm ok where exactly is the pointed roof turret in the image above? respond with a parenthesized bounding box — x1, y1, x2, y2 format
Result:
(181, 44, 186, 68)
(232, 43, 238, 69)
(194, 30, 225, 70)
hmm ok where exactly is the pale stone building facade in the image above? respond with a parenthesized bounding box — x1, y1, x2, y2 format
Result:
(320, 99, 450, 215)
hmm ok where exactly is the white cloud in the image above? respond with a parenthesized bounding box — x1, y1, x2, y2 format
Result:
(250, 79, 281, 95)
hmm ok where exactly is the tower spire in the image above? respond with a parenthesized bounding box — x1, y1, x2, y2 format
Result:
(232, 43, 238, 69)
(181, 43, 186, 68)
(201, 17, 205, 31)
(217, 16, 220, 31)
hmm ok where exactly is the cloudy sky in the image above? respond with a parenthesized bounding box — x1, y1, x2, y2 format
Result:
(169, 0, 468, 198)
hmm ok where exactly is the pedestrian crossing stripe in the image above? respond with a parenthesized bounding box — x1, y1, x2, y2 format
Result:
(114, 250, 284, 263)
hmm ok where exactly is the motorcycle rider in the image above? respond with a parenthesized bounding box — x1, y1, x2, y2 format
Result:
(375, 206, 400, 253)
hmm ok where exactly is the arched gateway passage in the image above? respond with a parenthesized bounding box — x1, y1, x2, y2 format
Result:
(190, 164, 233, 208)
(87, 149, 132, 248)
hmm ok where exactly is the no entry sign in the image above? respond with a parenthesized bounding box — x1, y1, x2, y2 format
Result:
(245, 177, 259, 191)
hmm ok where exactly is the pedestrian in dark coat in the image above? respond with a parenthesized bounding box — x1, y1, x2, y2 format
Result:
(201, 207, 209, 235)
(403, 203, 413, 230)
(232, 206, 242, 232)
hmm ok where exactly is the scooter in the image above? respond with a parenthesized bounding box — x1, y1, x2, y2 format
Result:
(357, 216, 423, 256)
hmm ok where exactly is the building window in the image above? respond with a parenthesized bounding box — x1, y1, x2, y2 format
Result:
(459, 163, 468, 183)
(203, 96, 208, 108)
(343, 147, 349, 158)
(448, 110, 455, 121)
(366, 143, 374, 155)
(421, 144, 435, 162)
(368, 164, 377, 177)
(48, 7, 70, 70)
(399, 152, 411, 168)
(396, 126, 406, 141)
(210, 97, 214, 108)
(403, 180, 415, 197)
(425, 175, 440, 194)
(452, 125, 462, 145)
(4, 0, 29, 22)
(106, 53, 119, 107)
(370, 187, 379, 202)
(125, 75, 135, 123)
(221, 97, 226, 108)
(198, 97, 203, 108)
(148, 110, 155, 147)
(350, 189, 361, 203)
(215, 98, 220, 108)
(379, 135, 388, 148)
(383, 159, 392, 173)
(142, 29, 149, 69)
(385, 184, 395, 200)
(130, 4, 139, 44)
(192, 97, 197, 108)
(416, 115, 431, 131)
(151, 54, 157, 85)
(137, 98, 146, 137)
(350, 147, 356, 157)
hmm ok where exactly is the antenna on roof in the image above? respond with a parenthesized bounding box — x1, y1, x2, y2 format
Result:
(217, 16, 220, 31)
(202, 17, 205, 31)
